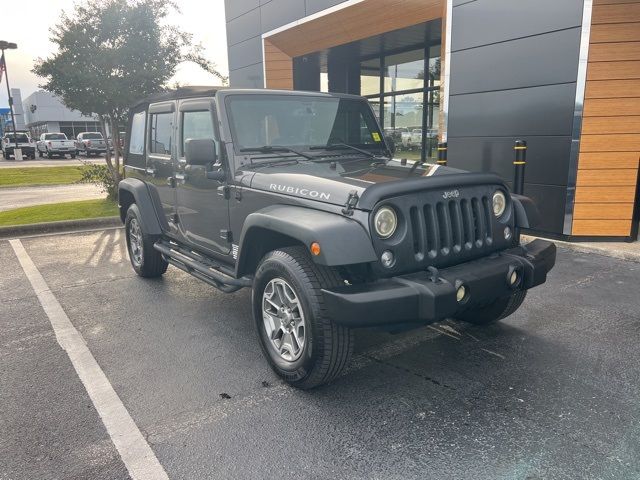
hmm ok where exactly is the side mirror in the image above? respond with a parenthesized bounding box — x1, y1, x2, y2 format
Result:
(185, 138, 217, 166)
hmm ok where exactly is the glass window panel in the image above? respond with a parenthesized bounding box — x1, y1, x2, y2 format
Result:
(428, 44, 441, 89)
(320, 72, 329, 93)
(360, 58, 381, 96)
(227, 95, 383, 149)
(181, 110, 215, 154)
(149, 112, 172, 155)
(129, 111, 145, 155)
(383, 49, 424, 93)
(383, 93, 423, 161)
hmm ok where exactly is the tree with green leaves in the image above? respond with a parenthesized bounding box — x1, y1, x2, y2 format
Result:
(33, 0, 226, 197)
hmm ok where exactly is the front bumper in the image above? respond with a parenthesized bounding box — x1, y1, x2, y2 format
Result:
(323, 239, 556, 327)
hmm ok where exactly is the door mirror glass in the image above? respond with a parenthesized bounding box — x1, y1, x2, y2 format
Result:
(185, 138, 217, 166)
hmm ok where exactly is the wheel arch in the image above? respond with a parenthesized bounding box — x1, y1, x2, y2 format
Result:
(118, 178, 165, 235)
(235, 205, 377, 278)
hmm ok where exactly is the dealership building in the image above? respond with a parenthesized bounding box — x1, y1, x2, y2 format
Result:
(224, 0, 640, 241)
(22, 90, 100, 140)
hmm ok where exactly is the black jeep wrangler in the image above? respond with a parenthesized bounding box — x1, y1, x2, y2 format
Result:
(119, 87, 556, 389)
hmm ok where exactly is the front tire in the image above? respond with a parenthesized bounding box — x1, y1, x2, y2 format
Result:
(457, 290, 527, 325)
(124, 204, 168, 278)
(253, 247, 353, 389)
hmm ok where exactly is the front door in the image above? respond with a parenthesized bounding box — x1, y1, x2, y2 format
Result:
(175, 98, 230, 255)
(146, 101, 178, 234)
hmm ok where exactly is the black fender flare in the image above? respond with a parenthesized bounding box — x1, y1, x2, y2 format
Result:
(236, 205, 377, 274)
(511, 194, 541, 229)
(117, 178, 165, 235)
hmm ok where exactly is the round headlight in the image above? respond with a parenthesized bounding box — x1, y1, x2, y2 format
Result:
(492, 190, 507, 217)
(374, 206, 397, 239)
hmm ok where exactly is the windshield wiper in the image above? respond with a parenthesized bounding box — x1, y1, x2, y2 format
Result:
(240, 145, 315, 161)
(309, 143, 376, 159)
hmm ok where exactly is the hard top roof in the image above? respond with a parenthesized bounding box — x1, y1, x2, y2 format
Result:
(131, 86, 366, 110)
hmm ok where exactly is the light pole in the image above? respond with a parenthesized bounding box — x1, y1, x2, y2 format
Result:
(0, 41, 19, 158)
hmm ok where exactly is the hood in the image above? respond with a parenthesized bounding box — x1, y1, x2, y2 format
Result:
(248, 158, 470, 209)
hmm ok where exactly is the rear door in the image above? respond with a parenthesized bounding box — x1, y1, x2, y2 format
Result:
(175, 97, 230, 255)
(147, 101, 178, 234)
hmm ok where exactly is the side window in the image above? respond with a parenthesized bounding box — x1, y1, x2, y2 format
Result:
(149, 112, 173, 155)
(181, 110, 215, 156)
(128, 111, 145, 155)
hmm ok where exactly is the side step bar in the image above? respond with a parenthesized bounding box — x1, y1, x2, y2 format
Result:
(154, 240, 253, 290)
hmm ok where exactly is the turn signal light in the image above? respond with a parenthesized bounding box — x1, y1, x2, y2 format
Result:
(310, 242, 321, 256)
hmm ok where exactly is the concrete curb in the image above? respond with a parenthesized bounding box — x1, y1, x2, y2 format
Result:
(0, 216, 122, 239)
(523, 235, 640, 264)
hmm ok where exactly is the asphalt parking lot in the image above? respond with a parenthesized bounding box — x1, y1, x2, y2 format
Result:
(1, 229, 640, 480)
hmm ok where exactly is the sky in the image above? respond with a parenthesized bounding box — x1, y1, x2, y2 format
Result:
(0, 0, 229, 107)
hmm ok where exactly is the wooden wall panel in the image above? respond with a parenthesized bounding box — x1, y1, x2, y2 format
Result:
(574, 203, 635, 219)
(583, 97, 640, 116)
(587, 60, 640, 80)
(263, 39, 293, 90)
(588, 41, 640, 61)
(576, 151, 640, 169)
(582, 116, 640, 134)
(577, 169, 639, 186)
(573, 219, 633, 235)
(262, 0, 443, 110)
(265, 0, 443, 58)
(573, 0, 640, 237)
(591, 23, 640, 43)
(585, 79, 640, 98)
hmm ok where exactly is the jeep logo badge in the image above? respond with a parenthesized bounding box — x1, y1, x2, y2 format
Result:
(442, 189, 460, 199)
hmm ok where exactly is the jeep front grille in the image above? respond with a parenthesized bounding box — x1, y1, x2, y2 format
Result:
(409, 195, 493, 261)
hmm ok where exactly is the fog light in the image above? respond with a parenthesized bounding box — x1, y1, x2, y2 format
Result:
(504, 226, 512, 240)
(509, 270, 519, 285)
(456, 285, 466, 302)
(380, 250, 395, 268)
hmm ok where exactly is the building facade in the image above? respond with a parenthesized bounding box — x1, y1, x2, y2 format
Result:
(224, 0, 640, 241)
(22, 90, 100, 140)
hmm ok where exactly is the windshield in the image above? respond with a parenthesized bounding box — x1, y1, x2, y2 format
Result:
(5, 134, 29, 142)
(45, 134, 66, 140)
(83, 133, 103, 139)
(226, 95, 384, 154)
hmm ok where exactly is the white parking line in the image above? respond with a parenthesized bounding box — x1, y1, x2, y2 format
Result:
(9, 239, 169, 480)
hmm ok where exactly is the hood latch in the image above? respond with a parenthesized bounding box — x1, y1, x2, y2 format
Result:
(342, 190, 359, 216)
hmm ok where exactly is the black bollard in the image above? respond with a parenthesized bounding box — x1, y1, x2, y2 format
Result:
(437, 142, 447, 166)
(513, 140, 527, 195)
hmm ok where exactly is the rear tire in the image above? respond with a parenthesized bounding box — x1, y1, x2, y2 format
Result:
(124, 204, 168, 278)
(253, 246, 353, 389)
(457, 290, 527, 325)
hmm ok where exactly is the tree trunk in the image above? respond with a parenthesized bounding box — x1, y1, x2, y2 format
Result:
(99, 114, 118, 186)
(108, 113, 121, 180)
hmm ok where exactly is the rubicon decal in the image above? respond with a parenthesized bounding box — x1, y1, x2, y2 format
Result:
(270, 184, 331, 200)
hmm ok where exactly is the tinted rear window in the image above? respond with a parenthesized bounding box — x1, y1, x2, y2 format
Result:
(45, 134, 66, 140)
(5, 134, 29, 142)
(83, 133, 103, 139)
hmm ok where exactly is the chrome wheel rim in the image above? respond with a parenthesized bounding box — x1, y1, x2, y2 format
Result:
(262, 278, 306, 362)
(128, 218, 143, 266)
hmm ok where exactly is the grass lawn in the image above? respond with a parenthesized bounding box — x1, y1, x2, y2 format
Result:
(0, 199, 118, 227)
(0, 166, 86, 188)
